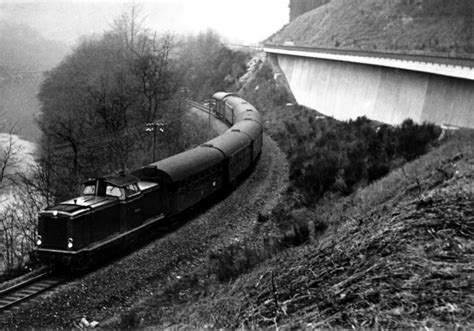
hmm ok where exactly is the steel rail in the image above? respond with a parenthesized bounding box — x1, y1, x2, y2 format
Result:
(0, 271, 66, 314)
(187, 100, 211, 114)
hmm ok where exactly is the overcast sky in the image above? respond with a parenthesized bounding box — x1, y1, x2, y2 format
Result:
(0, 0, 289, 45)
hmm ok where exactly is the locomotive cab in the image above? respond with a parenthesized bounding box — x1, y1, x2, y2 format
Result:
(82, 175, 145, 232)
(82, 175, 143, 201)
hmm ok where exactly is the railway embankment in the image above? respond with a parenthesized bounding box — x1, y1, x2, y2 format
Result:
(0, 122, 289, 328)
(137, 129, 473, 328)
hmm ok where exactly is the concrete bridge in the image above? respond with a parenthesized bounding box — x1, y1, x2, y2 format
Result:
(264, 45, 474, 128)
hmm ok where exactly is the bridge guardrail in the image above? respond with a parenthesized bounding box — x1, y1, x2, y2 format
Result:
(263, 44, 474, 68)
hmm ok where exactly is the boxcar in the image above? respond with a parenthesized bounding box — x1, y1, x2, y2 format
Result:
(212, 92, 238, 125)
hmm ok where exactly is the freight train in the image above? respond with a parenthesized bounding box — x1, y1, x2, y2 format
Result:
(36, 93, 262, 270)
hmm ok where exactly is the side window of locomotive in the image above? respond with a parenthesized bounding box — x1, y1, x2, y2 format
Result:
(105, 184, 123, 199)
(124, 183, 140, 197)
(82, 184, 95, 195)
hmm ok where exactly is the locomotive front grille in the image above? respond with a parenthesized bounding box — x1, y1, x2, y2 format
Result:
(38, 216, 68, 249)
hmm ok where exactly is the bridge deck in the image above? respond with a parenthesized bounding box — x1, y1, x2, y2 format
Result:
(264, 45, 474, 80)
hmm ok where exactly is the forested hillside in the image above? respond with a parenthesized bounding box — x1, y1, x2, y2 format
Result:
(267, 0, 473, 54)
(0, 21, 68, 72)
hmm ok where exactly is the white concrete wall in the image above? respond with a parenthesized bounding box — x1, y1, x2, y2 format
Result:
(276, 54, 474, 128)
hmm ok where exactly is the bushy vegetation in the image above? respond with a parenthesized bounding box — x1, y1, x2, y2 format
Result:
(242, 61, 441, 206)
(176, 30, 251, 102)
(285, 116, 441, 203)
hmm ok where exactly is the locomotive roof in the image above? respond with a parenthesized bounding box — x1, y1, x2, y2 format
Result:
(202, 131, 251, 156)
(103, 173, 140, 187)
(133, 147, 225, 183)
(83, 173, 140, 187)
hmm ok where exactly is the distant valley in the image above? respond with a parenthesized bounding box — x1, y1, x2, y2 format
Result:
(0, 21, 69, 142)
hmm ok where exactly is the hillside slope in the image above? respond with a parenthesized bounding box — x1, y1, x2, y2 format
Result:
(266, 0, 473, 54)
(153, 129, 473, 328)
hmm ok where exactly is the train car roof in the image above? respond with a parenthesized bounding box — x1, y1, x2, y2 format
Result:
(223, 95, 254, 108)
(212, 92, 238, 101)
(228, 120, 262, 139)
(202, 131, 251, 156)
(133, 147, 225, 183)
(235, 109, 262, 124)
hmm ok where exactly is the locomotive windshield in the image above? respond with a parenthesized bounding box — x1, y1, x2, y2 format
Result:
(105, 184, 123, 198)
(124, 183, 140, 197)
(81, 177, 140, 200)
(82, 184, 96, 195)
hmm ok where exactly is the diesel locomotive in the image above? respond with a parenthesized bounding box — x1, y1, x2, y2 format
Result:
(36, 92, 262, 270)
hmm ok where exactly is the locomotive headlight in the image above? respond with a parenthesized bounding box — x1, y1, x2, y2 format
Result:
(36, 235, 42, 246)
(67, 238, 74, 249)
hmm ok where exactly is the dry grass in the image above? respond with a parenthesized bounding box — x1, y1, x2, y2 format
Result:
(147, 129, 473, 328)
(267, 0, 474, 55)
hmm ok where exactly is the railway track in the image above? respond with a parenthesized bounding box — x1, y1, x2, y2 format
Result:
(187, 100, 211, 113)
(187, 99, 233, 127)
(0, 271, 66, 314)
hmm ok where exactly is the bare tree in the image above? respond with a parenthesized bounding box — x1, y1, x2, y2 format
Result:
(133, 33, 176, 123)
(0, 117, 41, 272)
(0, 116, 20, 190)
(112, 1, 146, 51)
(0, 174, 47, 271)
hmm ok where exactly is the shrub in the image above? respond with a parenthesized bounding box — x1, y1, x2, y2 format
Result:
(208, 242, 268, 282)
(242, 59, 441, 210)
(397, 119, 441, 161)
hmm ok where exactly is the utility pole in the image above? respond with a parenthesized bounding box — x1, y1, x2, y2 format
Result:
(208, 100, 211, 136)
(145, 121, 164, 162)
